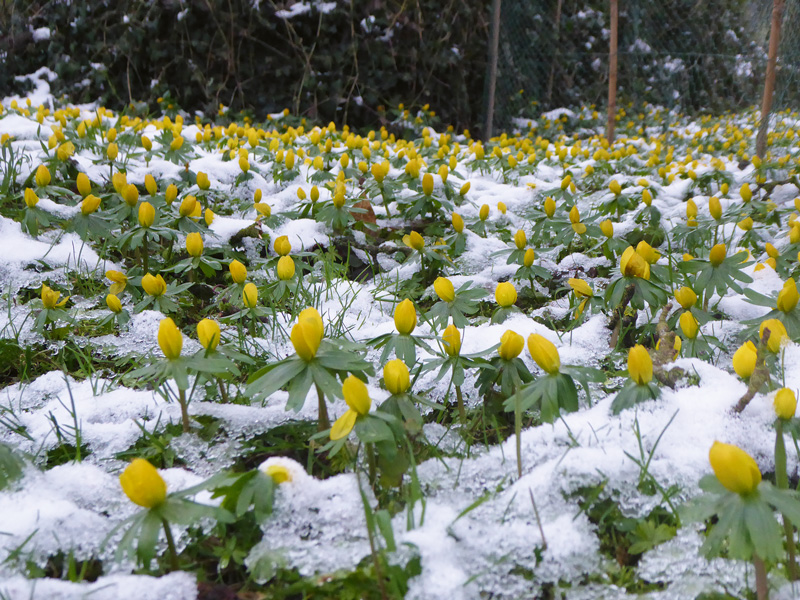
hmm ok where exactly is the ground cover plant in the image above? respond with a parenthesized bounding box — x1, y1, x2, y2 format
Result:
(3, 70, 800, 599)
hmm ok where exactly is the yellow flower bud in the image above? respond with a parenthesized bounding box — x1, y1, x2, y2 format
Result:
(642, 188, 653, 206)
(138, 201, 155, 228)
(514, 229, 527, 250)
(142, 273, 167, 297)
(165, 184, 178, 205)
(766, 243, 779, 260)
(498, 330, 524, 360)
(229, 259, 247, 284)
(523, 248, 535, 267)
(394, 299, 417, 335)
(561, 174, 572, 190)
(737, 217, 753, 231)
(609, 179, 621, 195)
(740, 183, 752, 202)
(733, 341, 757, 379)
(600, 219, 613, 238)
(720, 182, 729, 196)
(106, 294, 122, 313)
(459, 181, 471, 196)
(204, 208, 214, 226)
(179, 195, 197, 217)
(41, 284, 67, 309)
(76, 173, 92, 197)
(141, 135, 152, 151)
(404, 231, 425, 251)
(709, 196, 722, 220)
(107, 127, 117, 142)
(197, 172, 210, 190)
(569, 205, 580, 224)
(627, 344, 653, 385)
(620, 246, 650, 279)
(544, 197, 556, 218)
(775, 388, 797, 420)
(495, 282, 517, 307)
(384, 359, 410, 395)
(528, 334, 560, 375)
(122, 184, 139, 207)
(144, 174, 157, 196)
(479, 204, 490, 221)
(434, 277, 455, 303)
(760, 318, 788, 353)
(708, 441, 761, 496)
(686, 199, 697, 219)
(274, 235, 292, 256)
(79, 193, 100, 215)
(119, 458, 167, 508)
(778, 278, 799, 313)
(277, 256, 295, 280)
(452, 213, 464, 234)
(674, 286, 697, 309)
(35, 164, 51, 187)
(568, 278, 593, 298)
(635, 240, 660, 264)
(158, 317, 183, 360)
(197, 318, 221, 350)
(243, 282, 259, 308)
(442, 324, 461, 357)
(24, 187, 39, 208)
(186, 232, 203, 257)
(291, 316, 323, 361)
(422, 173, 434, 196)
(107, 143, 118, 161)
(709, 244, 726, 267)
(106, 270, 128, 295)
(679, 311, 699, 339)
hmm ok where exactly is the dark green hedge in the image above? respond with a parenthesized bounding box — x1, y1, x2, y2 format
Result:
(2, 0, 490, 130)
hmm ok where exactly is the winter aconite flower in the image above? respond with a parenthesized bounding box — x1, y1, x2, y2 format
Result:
(777, 278, 799, 313)
(106, 271, 128, 295)
(394, 299, 417, 335)
(138, 202, 155, 228)
(274, 235, 291, 256)
(24, 188, 39, 208)
(76, 173, 92, 197)
(679, 311, 699, 339)
(106, 294, 122, 313)
(674, 286, 697, 309)
(197, 318, 221, 350)
(422, 173, 434, 196)
(774, 388, 797, 420)
(277, 256, 295, 280)
(495, 282, 517, 307)
(330, 375, 372, 440)
(384, 359, 410, 395)
(81, 195, 101, 215)
(568, 278, 593, 298)
(452, 213, 464, 233)
(35, 164, 51, 187)
(119, 458, 167, 508)
(243, 283, 258, 308)
(196, 172, 210, 190)
(291, 310, 324, 361)
(41, 284, 68, 309)
(709, 244, 727, 267)
(708, 441, 761, 496)
(434, 277, 455, 303)
(514, 229, 527, 250)
(403, 231, 425, 251)
(229, 260, 247, 284)
(142, 273, 167, 297)
(186, 233, 203, 257)
(158, 317, 183, 360)
(498, 330, 524, 360)
(527, 334, 560, 375)
(620, 246, 650, 279)
(442, 324, 461, 357)
(733, 341, 758, 379)
(627, 345, 653, 385)
(759, 318, 788, 353)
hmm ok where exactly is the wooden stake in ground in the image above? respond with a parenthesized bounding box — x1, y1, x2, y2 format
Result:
(484, 0, 502, 140)
(606, 0, 619, 143)
(756, 0, 786, 159)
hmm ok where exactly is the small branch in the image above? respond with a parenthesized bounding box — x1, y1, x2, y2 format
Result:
(528, 487, 547, 551)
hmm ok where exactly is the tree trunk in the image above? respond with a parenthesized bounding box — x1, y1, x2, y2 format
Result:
(756, 0, 786, 159)
(484, 0, 502, 140)
(606, 0, 619, 143)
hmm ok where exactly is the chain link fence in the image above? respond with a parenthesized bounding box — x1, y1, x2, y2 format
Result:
(487, 0, 800, 131)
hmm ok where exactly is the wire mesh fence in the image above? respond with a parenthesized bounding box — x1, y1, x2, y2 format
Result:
(488, 0, 800, 131)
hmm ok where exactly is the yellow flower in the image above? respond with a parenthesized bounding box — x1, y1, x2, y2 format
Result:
(41, 284, 68, 309)
(165, 184, 178, 204)
(141, 135, 152, 151)
(733, 341, 757, 379)
(497, 201, 507, 214)
(434, 277, 455, 303)
(229, 260, 247, 284)
(384, 359, 410, 395)
(442, 324, 461, 357)
(627, 345, 653, 384)
(635, 240, 660, 264)
(186, 232, 203, 257)
(274, 235, 292, 256)
(120, 184, 138, 208)
(479, 204, 490, 221)
(759, 318, 788, 353)
(107, 143, 118, 161)
(205, 208, 215, 226)
(561, 174, 572, 190)
(76, 173, 92, 197)
(158, 317, 183, 360)
(24, 188, 39, 208)
(298, 307, 324, 342)
(642, 189, 652, 206)
(777, 278, 799, 313)
(452, 213, 464, 233)
(459, 181, 470, 195)
(422, 173, 434, 196)
(514, 229, 527, 250)
(679, 311, 699, 339)
(709, 244, 727, 267)
(740, 183, 752, 202)
(498, 330, 524, 360)
(609, 179, 621, 195)
(144, 174, 157, 196)
(255, 203, 272, 219)
(106, 294, 122, 313)
(138, 201, 155, 228)
(141, 273, 167, 296)
(330, 375, 372, 440)
(35, 164, 51, 187)
(243, 282, 258, 308)
(523, 248, 535, 267)
(600, 219, 613, 238)
(106, 270, 128, 295)
(544, 197, 556, 218)
(774, 388, 797, 420)
(569, 205, 580, 224)
(291, 316, 323, 361)
(568, 278, 593, 298)
(620, 246, 650, 279)
(264, 464, 292, 484)
(708, 441, 761, 496)
(527, 334, 560, 375)
(196, 172, 210, 190)
(277, 256, 295, 280)
(179, 195, 197, 217)
(394, 299, 417, 335)
(495, 282, 517, 307)
(709, 196, 722, 220)
(738, 217, 753, 231)
(674, 286, 697, 309)
(197, 318, 221, 350)
(403, 231, 425, 251)
(656, 334, 681, 358)
(119, 458, 167, 508)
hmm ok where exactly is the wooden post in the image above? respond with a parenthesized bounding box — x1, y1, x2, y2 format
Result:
(484, 0, 502, 140)
(606, 0, 618, 143)
(756, 0, 786, 159)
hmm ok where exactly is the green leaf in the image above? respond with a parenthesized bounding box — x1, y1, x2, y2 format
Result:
(285, 367, 313, 412)
(246, 358, 306, 401)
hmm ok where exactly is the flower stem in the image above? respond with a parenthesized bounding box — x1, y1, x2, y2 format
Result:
(315, 383, 330, 432)
(177, 388, 190, 433)
(161, 518, 179, 572)
(455, 384, 466, 425)
(754, 556, 768, 600)
(776, 420, 799, 580)
(142, 237, 149, 274)
(515, 393, 523, 478)
(217, 379, 230, 404)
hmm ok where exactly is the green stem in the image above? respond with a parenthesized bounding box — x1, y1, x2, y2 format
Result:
(315, 383, 331, 432)
(776, 420, 799, 580)
(161, 518, 179, 572)
(455, 385, 466, 425)
(515, 393, 522, 478)
(217, 379, 230, 404)
(142, 237, 149, 274)
(178, 388, 190, 433)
